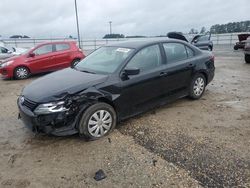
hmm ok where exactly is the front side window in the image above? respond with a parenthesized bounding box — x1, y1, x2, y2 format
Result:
(56, 44, 70, 51)
(75, 46, 134, 74)
(163, 43, 188, 63)
(125, 45, 162, 73)
(0, 47, 8, 53)
(33, 44, 53, 55)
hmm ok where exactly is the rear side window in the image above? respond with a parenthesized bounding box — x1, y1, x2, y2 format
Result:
(163, 43, 187, 63)
(34, 44, 53, 55)
(56, 43, 70, 51)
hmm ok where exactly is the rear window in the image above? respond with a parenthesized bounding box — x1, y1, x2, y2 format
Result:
(56, 43, 70, 51)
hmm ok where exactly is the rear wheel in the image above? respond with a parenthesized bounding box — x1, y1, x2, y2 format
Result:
(189, 74, 206, 100)
(245, 54, 250, 64)
(234, 46, 238, 50)
(14, 66, 30, 80)
(78, 103, 116, 140)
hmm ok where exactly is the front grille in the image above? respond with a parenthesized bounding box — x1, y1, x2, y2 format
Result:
(22, 98, 38, 111)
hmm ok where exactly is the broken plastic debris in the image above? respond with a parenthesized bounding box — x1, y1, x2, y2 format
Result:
(94, 169, 107, 181)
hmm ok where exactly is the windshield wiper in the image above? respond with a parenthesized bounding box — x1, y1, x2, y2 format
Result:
(79, 70, 96, 74)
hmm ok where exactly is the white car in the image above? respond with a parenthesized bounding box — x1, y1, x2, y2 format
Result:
(0, 46, 27, 62)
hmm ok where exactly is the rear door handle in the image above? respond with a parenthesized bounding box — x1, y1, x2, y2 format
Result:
(159, 72, 168, 77)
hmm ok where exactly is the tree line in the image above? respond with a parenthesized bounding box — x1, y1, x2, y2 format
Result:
(103, 20, 250, 39)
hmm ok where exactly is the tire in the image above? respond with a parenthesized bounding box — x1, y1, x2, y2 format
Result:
(78, 103, 117, 140)
(245, 54, 250, 64)
(208, 46, 213, 51)
(14, 66, 30, 80)
(189, 74, 206, 100)
(234, 46, 238, 50)
(71, 59, 80, 67)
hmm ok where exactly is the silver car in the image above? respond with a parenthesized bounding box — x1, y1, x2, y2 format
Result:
(0, 46, 14, 62)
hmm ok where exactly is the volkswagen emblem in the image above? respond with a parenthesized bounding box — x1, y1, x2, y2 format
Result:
(20, 96, 25, 104)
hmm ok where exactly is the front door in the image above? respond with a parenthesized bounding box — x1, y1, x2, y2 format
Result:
(28, 44, 53, 73)
(118, 44, 165, 117)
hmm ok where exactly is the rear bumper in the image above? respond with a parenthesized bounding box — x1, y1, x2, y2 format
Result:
(244, 48, 250, 55)
(17, 98, 78, 136)
(207, 68, 215, 84)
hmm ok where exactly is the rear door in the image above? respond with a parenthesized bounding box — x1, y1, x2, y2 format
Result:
(52, 43, 72, 70)
(160, 42, 195, 96)
(28, 44, 53, 73)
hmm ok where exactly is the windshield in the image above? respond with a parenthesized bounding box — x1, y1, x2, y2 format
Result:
(75, 46, 134, 74)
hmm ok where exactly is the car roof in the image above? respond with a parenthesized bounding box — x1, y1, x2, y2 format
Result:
(37, 41, 75, 46)
(105, 39, 190, 49)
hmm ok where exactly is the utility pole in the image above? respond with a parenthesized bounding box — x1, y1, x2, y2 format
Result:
(109, 21, 112, 35)
(74, 0, 81, 48)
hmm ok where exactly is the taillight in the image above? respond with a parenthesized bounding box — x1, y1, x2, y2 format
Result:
(209, 55, 215, 62)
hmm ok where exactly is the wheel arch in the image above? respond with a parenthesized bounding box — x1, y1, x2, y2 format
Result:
(193, 71, 208, 85)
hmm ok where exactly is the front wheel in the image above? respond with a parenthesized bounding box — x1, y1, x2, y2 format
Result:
(71, 59, 80, 67)
(14, 66, 30, 80)
(189, 74, 206, 100)
(208, 46, 213, 51)
(78, 103, 117, 140)
(245, 54, 250, 64)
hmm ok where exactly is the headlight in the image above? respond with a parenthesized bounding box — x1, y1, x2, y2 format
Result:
(34, 101, 68, 115)
(1, 60, 14, 67)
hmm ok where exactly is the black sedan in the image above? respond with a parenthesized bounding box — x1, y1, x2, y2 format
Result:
(18, 39, 215, 139)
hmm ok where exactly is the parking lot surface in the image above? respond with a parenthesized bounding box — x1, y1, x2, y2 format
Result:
(0, 45, 249, 187)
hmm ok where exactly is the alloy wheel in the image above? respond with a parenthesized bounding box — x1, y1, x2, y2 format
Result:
(193, 77, 205, 96)
(16, 67, 28, 79)
(87, 110, 112, 138)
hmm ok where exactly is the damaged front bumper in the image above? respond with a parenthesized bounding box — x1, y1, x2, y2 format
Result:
(17, 97, 79, 136)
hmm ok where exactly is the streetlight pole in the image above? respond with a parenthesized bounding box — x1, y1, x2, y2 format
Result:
(109, 21, 112, 35)
(74, 0, 81, 48)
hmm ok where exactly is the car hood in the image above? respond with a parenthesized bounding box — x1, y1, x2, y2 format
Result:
(238, 34, 250, 42)
(22, 68, 109, 103)
(167, 32, 188, 42)
(1, 54, 23, 63)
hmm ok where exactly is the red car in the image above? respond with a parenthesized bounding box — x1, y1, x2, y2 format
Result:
(0, 41, 85, 79)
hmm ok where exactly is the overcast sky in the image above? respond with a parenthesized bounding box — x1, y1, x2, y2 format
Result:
(0, 0, 249, 38)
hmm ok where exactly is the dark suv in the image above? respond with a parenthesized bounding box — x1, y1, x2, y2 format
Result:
(167, 32, 213, 51)
(244, 37, 250, 63)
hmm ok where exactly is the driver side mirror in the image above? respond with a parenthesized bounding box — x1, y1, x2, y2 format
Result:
(121, 67, 140, 80)
(124, 67, 140, 76)
(29, 52, 35, 57)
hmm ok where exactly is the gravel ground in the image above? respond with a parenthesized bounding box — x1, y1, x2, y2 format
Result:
(0, 45, 249, 188)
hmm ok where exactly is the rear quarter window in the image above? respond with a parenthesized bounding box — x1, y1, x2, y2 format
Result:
(185, 46, 195, 58)
(56, 43, 70, 51)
